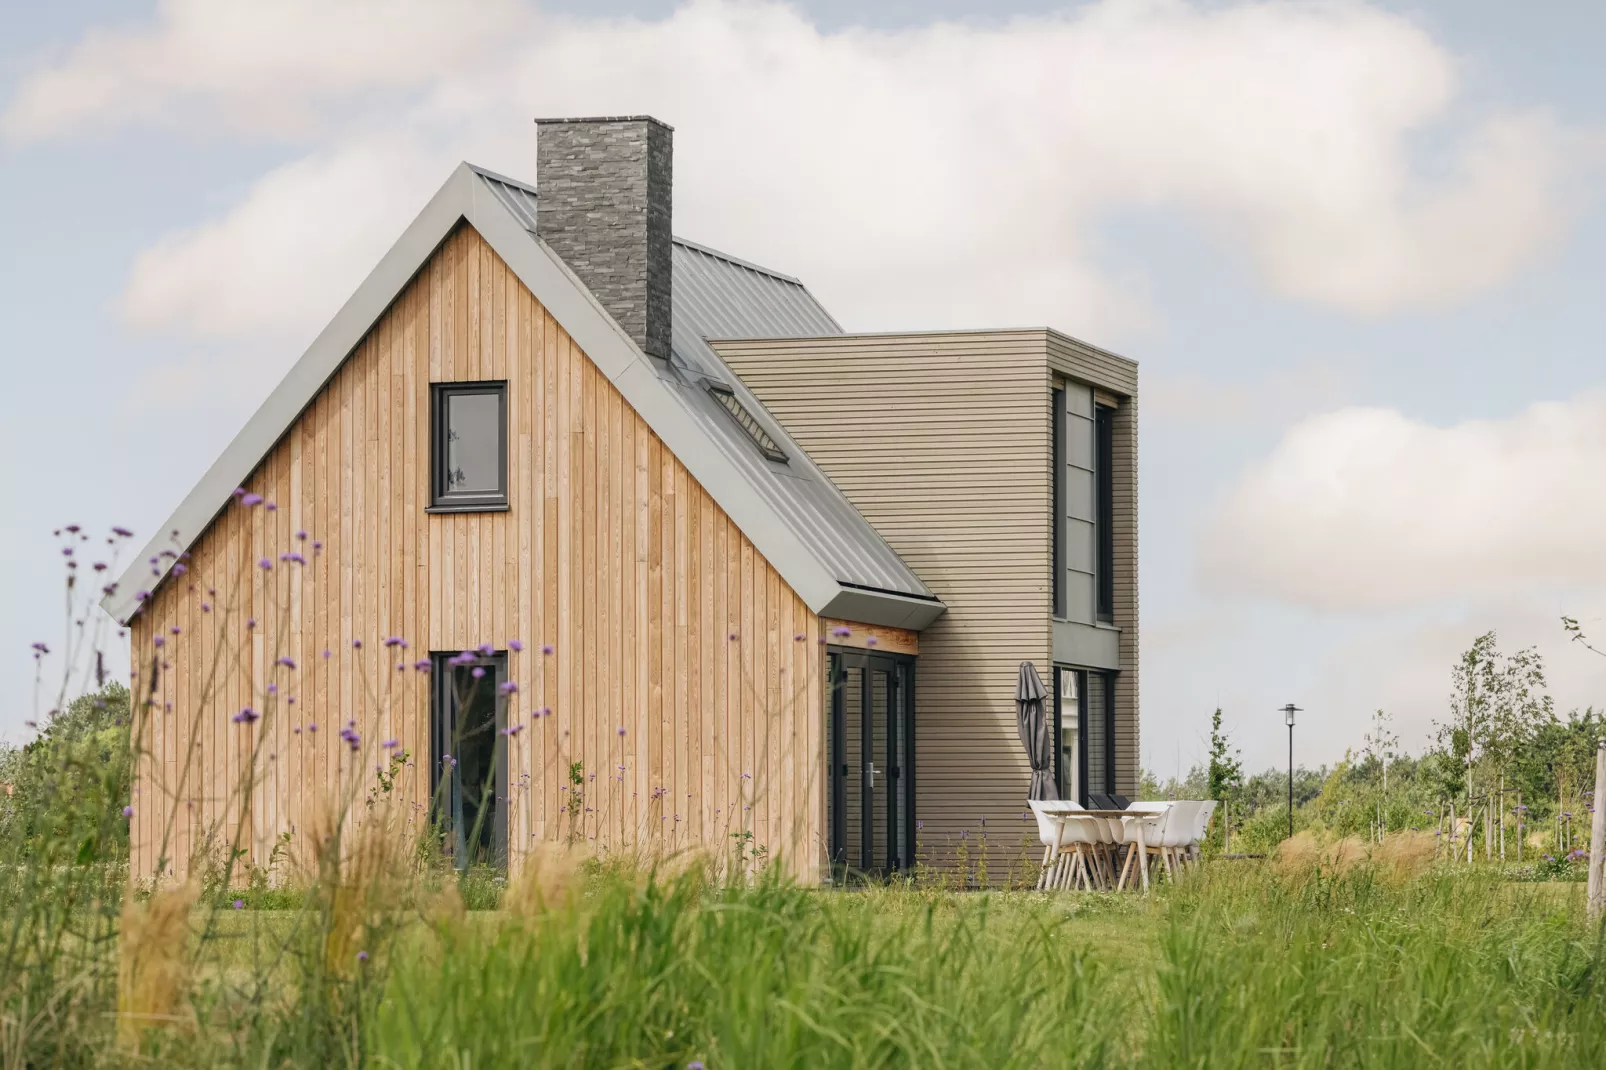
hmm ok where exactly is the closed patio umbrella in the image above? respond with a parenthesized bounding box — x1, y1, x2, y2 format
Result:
(1017, 662, 1058, 801)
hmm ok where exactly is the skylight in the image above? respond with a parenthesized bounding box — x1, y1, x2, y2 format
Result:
(707, 383, 788, 464)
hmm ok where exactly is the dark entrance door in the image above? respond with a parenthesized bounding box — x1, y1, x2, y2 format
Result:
(827, 648, 914, 880)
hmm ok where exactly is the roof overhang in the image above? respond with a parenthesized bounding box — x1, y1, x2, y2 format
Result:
(104, 163, 944, 630)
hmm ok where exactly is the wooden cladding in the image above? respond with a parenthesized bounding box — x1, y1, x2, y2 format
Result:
(130, 224, 824, 884)
(821, 619, 918, 657)
(717, 329, 1141, 853)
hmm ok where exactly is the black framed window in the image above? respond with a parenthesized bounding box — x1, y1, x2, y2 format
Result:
(431, 381, 508, 511)
(1095, 403, 1115, 622)
(1051, 387, 1065, 619)
(431, 650, 508, 869)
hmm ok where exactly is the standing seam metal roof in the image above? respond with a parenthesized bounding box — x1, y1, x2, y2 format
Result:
(477, 166, 932, 600)
(662, 236, 934, 601)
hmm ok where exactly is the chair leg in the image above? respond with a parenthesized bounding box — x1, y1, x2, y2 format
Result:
(1038, 845, 1052, 891)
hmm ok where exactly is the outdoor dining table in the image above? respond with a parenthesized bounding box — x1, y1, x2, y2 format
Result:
(1038, 805, 1168, 893)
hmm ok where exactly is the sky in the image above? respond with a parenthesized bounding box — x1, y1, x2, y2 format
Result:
(3, 0, 1606, 779)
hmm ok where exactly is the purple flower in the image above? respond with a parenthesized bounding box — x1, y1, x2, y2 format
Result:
(233, 707, 259, 724)
(383, 738, 399, 749)
(728, 632, 739, 641)
(352, 638, 363, 649)
(356, 950, 369, 963)
(542, 644, 554, 656)
(171, 562, 188, 576)
(296, 529, 308, 540)
(322, 648, 332, 659)
(509, 639, 524, 652)
(501, 724, 524, 737)
(414, 659, 432, 672)
(312, 540, 323, 552)
(277, 656, 296, 669)
(123, 805, 134, 818)
(266, 683, 278, 695)
(688, 1061, 705, 1069)
(832, 626, 852, 638)
(30, 641, 49, 655)
(112, 526, 133, 538)
(308, 723, 318, 732)
(471, 666, 486, 679)
(233, 899, 245, 910)
(618, 726, 627, 736)
(92, 562, 107, 572)
(135, 590, 149, 602)
(246, 617, 256, 629)
(498, 680, 519, 695)
(383, 636, 407, 648)
(865, 636, 878, 647)
(153, 637, 165, 648)
(201, 602, 212, 612)
(794, 633, 805, 642)
(241, 493, 263, 507)
(61, 547, 73, 557)
(264, 502, 277, 512)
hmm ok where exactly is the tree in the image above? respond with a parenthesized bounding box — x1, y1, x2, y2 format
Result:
(1207, 708, 1243, 803)
(1438, 632, 1551, 810)
(1363, 709, 1398, 797)
(1206, 708, 1243, 848)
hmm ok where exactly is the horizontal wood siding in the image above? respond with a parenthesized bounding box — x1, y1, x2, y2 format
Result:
(130, 225, 824, 884)
(715, 332, 1055, 866)
(1110, 393, 1139, 794)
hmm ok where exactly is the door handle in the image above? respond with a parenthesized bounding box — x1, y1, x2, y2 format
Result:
(866, 763, 880, 789)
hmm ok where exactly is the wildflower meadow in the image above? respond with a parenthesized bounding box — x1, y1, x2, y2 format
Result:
(4, 514, 1606, 1068)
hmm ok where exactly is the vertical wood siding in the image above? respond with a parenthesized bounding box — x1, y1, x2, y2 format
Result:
(129, 224, 824, 884)
(715, 332, 1056, 861)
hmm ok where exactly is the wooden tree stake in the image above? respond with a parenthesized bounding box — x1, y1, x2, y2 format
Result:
(1588, 739, 1606, 922)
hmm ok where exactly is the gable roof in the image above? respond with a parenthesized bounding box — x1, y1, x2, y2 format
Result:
(104, 163, 942, 631)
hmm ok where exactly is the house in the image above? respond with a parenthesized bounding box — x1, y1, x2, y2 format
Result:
(106, 116, 1137, 884)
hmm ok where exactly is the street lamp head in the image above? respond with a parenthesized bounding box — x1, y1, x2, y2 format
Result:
(1281, 703, 1302, 727)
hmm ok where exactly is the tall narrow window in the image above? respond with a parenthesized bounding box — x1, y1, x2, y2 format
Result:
(1095, 402, 1115, 622)
(1053, 667, 1082, 803)
(432, 651, 508, 868)
(1051, 387, 1065, 618)
(431, 382, 508, 510)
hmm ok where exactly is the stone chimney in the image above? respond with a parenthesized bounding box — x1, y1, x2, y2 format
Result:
(534, 116, 672, 360)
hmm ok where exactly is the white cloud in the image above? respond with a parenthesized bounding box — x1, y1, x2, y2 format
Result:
(2, 0, 529, 140)
(5, 0, 1588, 349)
(1200, 395, 1606, 610)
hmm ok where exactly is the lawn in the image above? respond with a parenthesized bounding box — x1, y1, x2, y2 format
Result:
(82, 859, 1601, 1069)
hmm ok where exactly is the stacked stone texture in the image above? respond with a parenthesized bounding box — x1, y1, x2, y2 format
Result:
(535, 117, 672, 360)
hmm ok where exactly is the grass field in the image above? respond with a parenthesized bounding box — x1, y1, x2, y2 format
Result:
(42, 856, 1593, 1069)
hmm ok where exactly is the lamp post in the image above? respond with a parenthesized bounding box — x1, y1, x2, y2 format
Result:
(1281, 704, 1302, 841)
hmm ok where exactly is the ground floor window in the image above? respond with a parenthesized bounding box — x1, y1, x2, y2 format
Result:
(431, 650, 508, 868)
(1055, 667, 1115, 804)
(826, 648, 915, 881)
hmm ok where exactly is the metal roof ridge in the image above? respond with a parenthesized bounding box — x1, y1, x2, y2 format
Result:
(671, 236, 806, 287)
(467, 163, 538, 196)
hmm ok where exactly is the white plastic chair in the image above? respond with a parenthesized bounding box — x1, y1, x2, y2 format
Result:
(1153, 800, 1202, 881)
(1187, 800, 1219, 865)
(1030, 800, 1073, 890)
(1030, 800, 1099, 891)
(1115, 802, 1172, 892)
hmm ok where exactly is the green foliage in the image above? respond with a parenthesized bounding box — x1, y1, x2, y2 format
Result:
(0, 682, 132, 853)
(1205, 707, 1242, 807)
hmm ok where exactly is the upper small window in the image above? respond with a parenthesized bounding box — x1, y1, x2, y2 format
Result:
(431, 382, 508, 511)
(707, 382, 787, 464)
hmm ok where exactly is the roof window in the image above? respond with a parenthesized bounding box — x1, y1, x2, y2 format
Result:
(707, 383, 788, 464)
